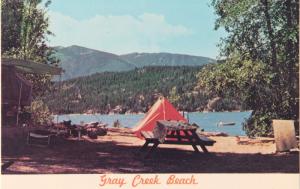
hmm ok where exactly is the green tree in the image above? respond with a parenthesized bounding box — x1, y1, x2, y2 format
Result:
(1, 0, 24, 52)
(169, 86, 181, 108)
(2, 0, 59, 97)
(198, 0, 299, 136)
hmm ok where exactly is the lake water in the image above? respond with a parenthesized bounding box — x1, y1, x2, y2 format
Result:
(53, 111, 252, 136)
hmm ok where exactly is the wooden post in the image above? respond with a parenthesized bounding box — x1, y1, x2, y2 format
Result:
(16, 82, 23, 126)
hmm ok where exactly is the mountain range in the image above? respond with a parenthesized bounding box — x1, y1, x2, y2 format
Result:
(54, 45, 215, 80)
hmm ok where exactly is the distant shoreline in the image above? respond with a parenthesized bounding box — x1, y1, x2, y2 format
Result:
(53, 110, 251, 116)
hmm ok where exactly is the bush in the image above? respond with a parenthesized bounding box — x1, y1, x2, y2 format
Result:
(243, 111, 274, 137)
(29, 99, 53, 126)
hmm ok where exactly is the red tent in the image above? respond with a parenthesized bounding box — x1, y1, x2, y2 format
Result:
(132, 97, 187, 138)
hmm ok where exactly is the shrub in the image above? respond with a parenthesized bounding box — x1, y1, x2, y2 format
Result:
(29, 99, 53, 126)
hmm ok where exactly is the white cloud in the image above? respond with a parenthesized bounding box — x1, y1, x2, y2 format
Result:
(47, 11, 192, 54)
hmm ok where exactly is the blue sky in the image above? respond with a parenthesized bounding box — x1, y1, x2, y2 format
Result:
(47, 0, 226, 59)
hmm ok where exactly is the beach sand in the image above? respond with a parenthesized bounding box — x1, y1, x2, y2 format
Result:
(1, 127, 299, 173)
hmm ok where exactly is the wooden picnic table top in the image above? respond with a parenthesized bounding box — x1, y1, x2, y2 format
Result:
(156, 120, 198, 130)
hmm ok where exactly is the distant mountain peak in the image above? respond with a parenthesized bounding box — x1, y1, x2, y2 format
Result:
(54, 45, 215, 80)
(120, 51, 215, 68)
(121, 52, 213, 59)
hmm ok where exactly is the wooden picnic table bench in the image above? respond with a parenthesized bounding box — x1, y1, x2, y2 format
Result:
(139, 120, 216, 157)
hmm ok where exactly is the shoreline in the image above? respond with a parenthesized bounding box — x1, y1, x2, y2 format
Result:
(52, 111, 252, 136)
(52, 110, 252, 117)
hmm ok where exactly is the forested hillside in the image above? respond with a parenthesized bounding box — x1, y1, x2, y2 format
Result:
(45, 66, 240, 114)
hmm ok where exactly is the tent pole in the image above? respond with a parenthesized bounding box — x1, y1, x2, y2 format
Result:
(16, 82, 23, 126)
(163, 98, 166, 120)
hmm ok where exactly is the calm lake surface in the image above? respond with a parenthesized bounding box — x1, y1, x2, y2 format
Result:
(54, 111, 252, 136)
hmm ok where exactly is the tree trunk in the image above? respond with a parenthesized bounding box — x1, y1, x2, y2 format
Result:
(261, 0, 277, 68)
(284, 0, 296, 84)
(284, 0, 298, 116)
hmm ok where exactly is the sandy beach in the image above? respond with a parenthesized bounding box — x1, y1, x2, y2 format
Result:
(1, 127, 298, 174)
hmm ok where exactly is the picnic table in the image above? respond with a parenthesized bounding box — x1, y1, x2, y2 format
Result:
(140, 120, 216, 157)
